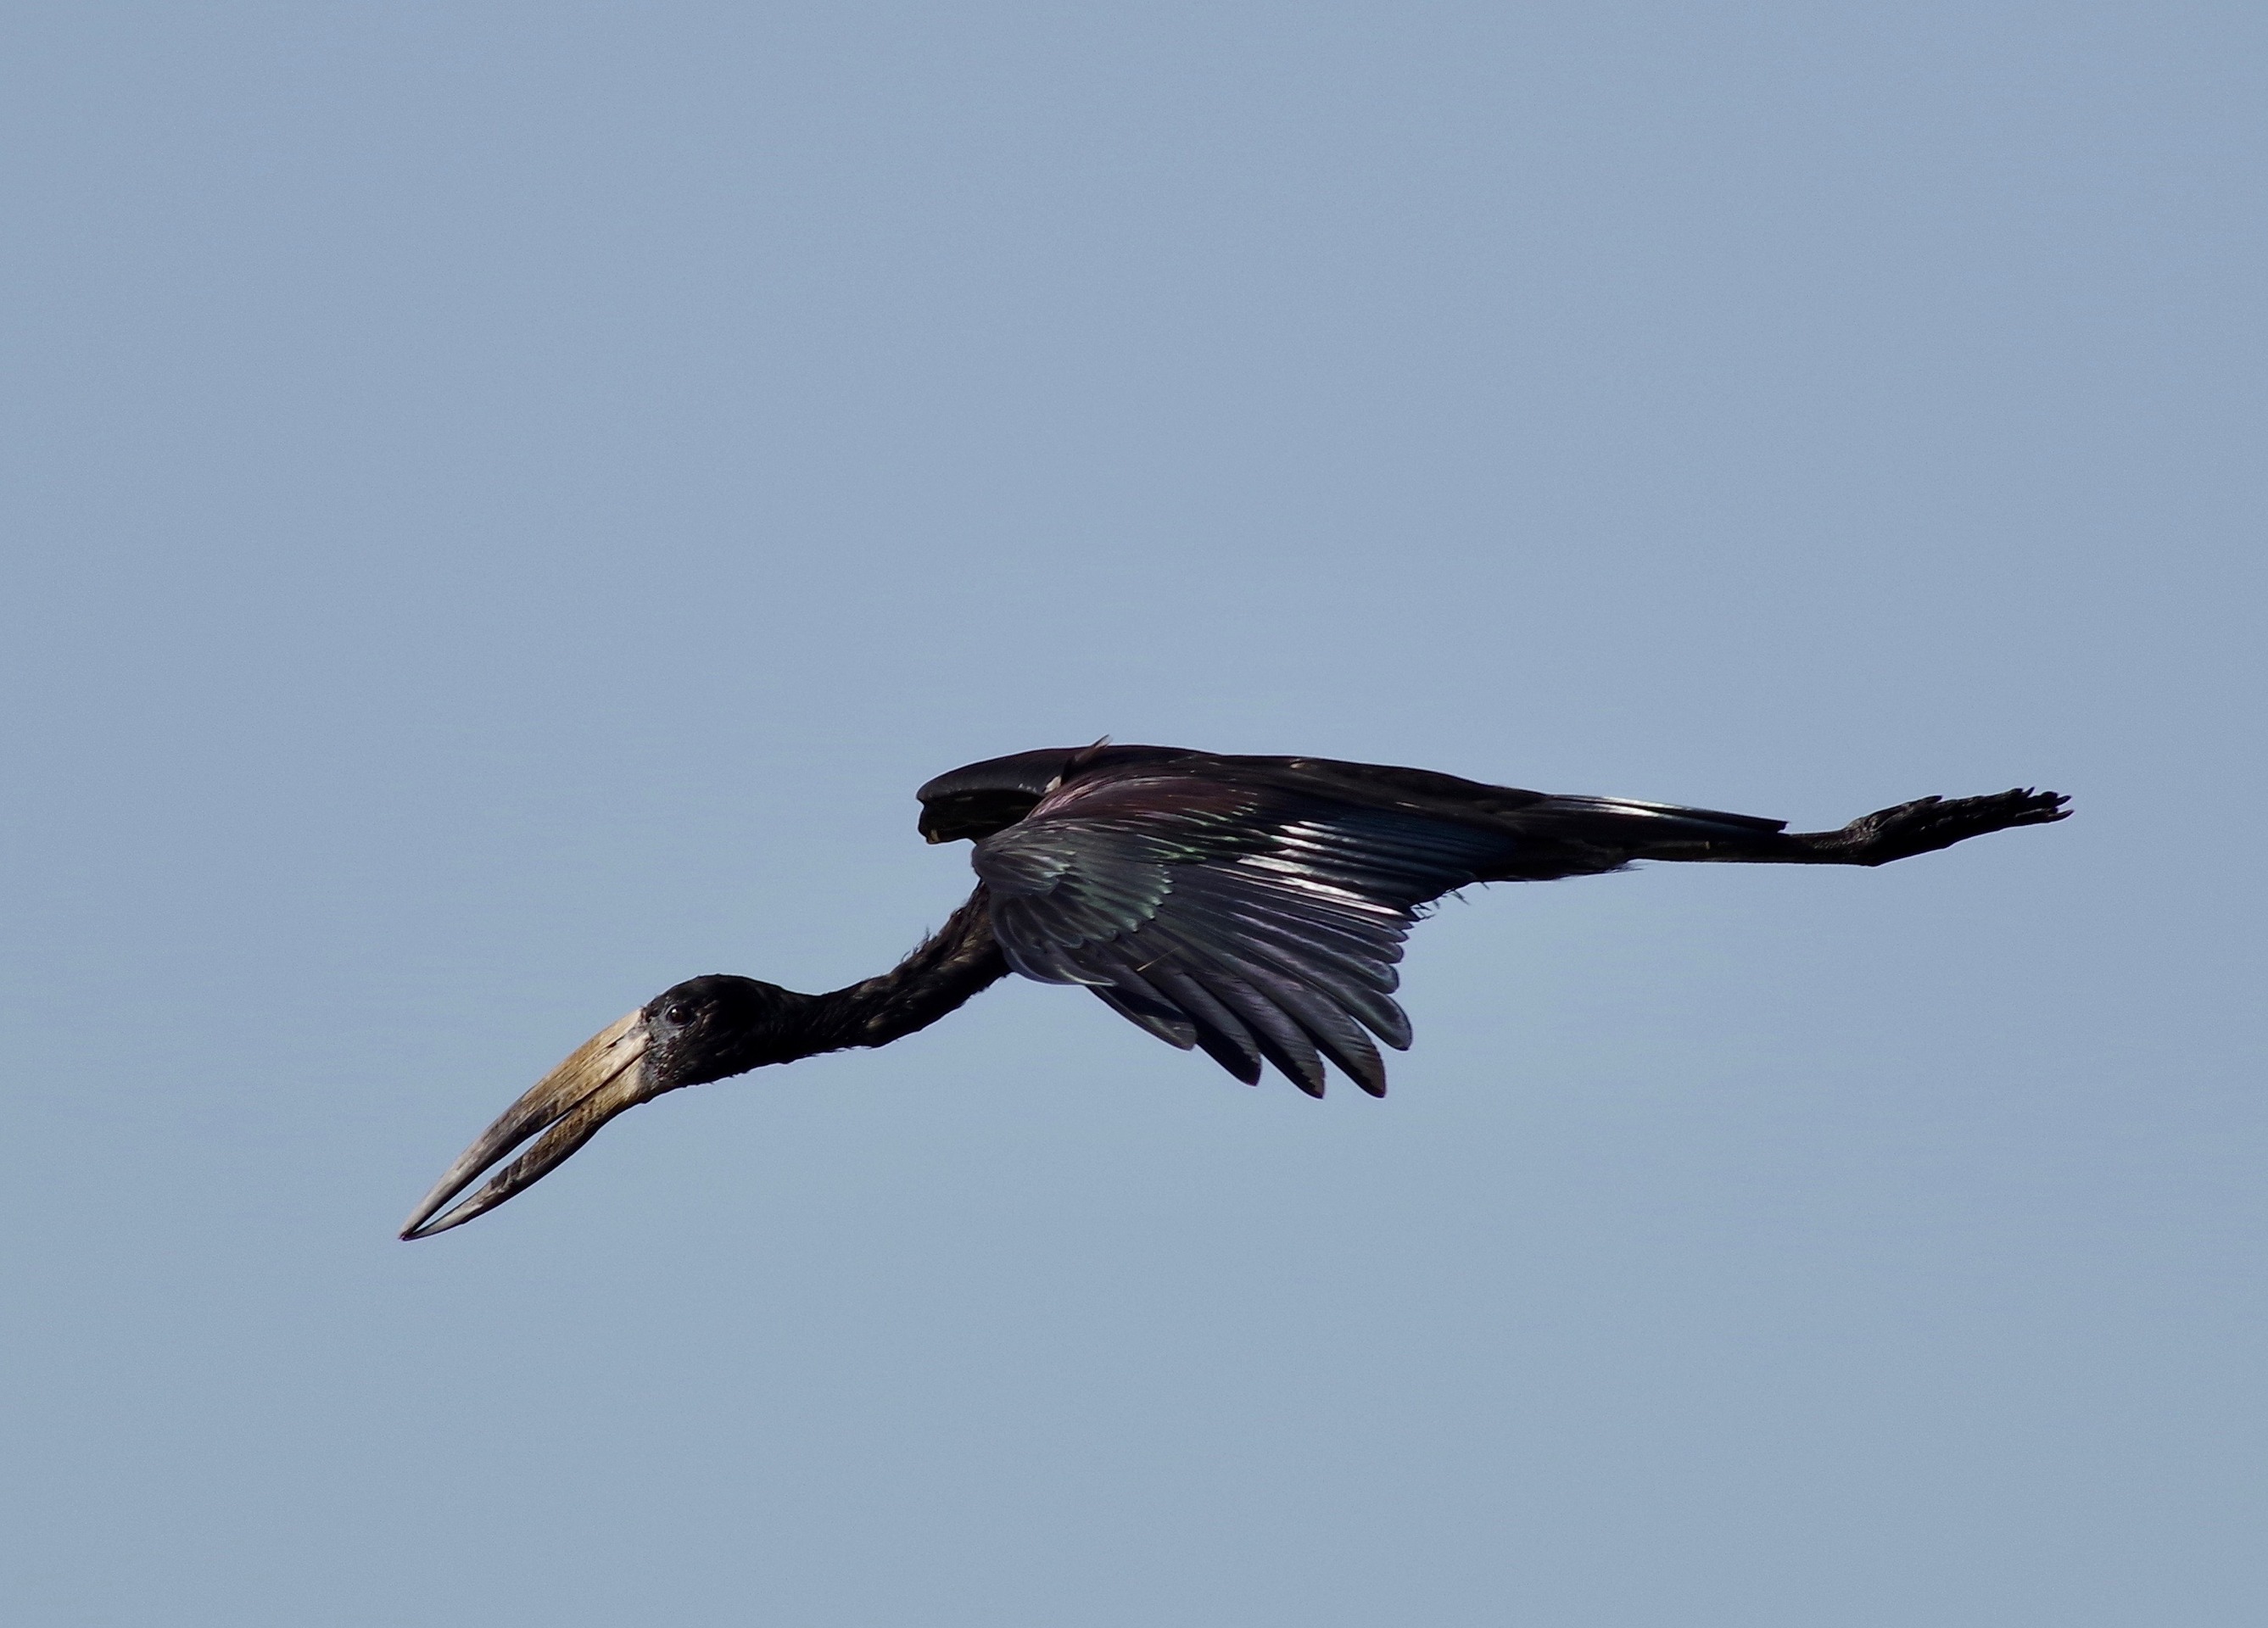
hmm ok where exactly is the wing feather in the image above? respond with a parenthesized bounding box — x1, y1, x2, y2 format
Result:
(974, 776, 1510, 1094)
(1144, 964, 1268, 1084)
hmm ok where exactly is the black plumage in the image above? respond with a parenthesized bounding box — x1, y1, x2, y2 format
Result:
(400, 744, 2068, 1237)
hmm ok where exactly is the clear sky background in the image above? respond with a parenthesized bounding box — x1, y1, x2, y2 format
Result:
(3, 5, 2260, 1625)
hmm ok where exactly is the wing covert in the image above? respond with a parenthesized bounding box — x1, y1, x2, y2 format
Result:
(972, 776, 1511, 1096)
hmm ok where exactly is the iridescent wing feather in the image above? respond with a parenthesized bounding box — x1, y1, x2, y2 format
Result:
(973, 774, 1515, 1096)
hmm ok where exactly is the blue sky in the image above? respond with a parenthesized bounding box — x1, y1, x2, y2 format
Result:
(3, 6, 2261, 1625)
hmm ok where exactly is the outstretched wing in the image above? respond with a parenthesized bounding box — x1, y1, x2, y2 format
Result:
(971, 773, 1513, 1096)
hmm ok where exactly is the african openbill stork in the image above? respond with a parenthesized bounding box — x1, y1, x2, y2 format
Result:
(401, 744, 2067, 1238)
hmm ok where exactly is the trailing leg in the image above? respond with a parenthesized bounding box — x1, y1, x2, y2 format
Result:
(1768, 788, 2070, 866)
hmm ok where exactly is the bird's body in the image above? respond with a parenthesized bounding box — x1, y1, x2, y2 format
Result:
(402, 745, 2068, 1238)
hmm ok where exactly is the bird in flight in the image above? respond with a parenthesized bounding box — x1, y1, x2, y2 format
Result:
(401, 744, 2068, 1238)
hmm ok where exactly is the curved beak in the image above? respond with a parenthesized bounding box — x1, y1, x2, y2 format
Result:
(400, 1009, 653, 1240)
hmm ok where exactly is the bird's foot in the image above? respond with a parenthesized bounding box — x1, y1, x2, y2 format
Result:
(1836, 788, 2070, 866)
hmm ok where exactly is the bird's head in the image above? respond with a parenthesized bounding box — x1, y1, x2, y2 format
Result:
(399, 974, 813, 1240)
(644, 973, 815, 1085)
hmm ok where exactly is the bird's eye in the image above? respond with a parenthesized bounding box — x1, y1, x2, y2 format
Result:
(663, 1003, 694, 1026)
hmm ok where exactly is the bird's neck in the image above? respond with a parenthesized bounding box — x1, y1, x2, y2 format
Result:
(801, 887, 1012, 1056)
